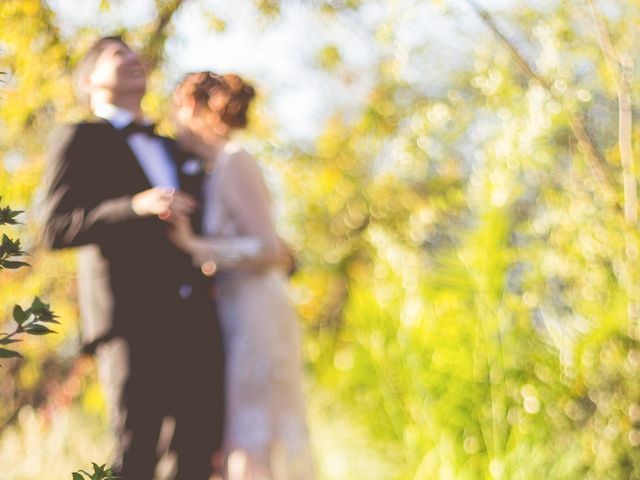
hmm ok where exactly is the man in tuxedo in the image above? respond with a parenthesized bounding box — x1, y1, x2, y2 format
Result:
(41, 36, 223, 479)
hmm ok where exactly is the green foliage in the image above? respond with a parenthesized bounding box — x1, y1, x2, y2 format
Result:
(254, 0, 280, 17)
(0, 190, 113, 480)
(206, 11, 226, 33)
(3, 0, 640, 478)
(316, 45, 342, 71)
(0, 128, 110, 480)
(72, 463, 119, 480)
(0, 203, 23, 225)
(0, 199, 57, 360)
(0, 200, 27, 271)
(261, 1, 640, 478)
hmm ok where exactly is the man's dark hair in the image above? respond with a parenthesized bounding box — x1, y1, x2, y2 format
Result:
(73, 35, 129, 105)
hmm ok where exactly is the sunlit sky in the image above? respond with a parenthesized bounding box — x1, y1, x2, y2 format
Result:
(48, 0, 515, 142)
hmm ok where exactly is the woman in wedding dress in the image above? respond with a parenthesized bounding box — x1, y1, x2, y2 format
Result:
(169, 71, 315, 480)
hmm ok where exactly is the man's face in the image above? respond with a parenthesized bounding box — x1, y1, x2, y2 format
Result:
(88, 40, 147, 96)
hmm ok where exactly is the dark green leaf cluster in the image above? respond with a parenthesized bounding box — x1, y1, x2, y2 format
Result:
(0, 198, 27, 271)
(0, 203, 23, 226)
(72, 463, 120, 480)
(0, 297, 59, 359)
(0, 199, 56, 360)
(0, 234, 28, 270)
(0, 199, 115, 475)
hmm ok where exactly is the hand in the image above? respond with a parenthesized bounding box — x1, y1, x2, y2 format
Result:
(276, 236, 297, 276)
(166, 213, 195, 253)
(131, 187, 197, 220)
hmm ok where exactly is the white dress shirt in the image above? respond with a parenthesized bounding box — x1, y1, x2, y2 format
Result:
(94, 103, 179, 189)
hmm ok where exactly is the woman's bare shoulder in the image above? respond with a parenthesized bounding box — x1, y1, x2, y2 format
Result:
(220, 142, 260, 175)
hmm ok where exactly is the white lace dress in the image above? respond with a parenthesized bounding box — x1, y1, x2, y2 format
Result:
(199, 143, 314, 479)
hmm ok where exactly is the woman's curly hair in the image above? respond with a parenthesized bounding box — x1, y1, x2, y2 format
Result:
(175, 71, 256, 131)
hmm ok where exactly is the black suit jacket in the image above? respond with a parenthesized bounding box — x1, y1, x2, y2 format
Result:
(41, 119, 208, 352)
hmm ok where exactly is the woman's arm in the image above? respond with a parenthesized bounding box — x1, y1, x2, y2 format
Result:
(168, 216, 289, 272)
(168, 149, 289, 272)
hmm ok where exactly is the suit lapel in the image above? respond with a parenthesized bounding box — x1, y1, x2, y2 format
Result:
(167, 140, 206, 235)
(90, 118, 206, 234)
(87, 118, 153, 194)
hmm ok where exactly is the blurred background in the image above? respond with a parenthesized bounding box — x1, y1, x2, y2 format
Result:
(1, 0, 640, 478)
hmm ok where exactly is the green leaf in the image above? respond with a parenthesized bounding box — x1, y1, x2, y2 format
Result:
(317, 45, 342, 71)
(37, 316, 60, 324)
(255, 0, 280, 17)
(30, 297, 58, 322)
(31, 296, 46, 312)
(206, 12, 226, 32)
(0, 337, 22, 345)
(2, 260, 30, 269)
(0, 203, 23, 225)
(0, 348, 22, 358)
(72, 473, 85, 480)
(25, 324, 56, 335)
(74, 463, 119, 480)
(13, 305, 29, 324)
(0, 235, 26, 259)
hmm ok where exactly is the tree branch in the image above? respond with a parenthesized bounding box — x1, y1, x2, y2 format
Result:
(587, 0, 638, 324)
(40, 0, 72, 68)
(462, 0, 620, 205)
(143, 0, 189, 69)
(587, 0, 636, 226)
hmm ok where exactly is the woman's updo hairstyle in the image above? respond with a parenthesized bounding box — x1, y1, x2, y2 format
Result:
(175, 71, 256, 133)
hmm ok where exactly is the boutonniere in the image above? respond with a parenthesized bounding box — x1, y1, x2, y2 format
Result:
(181, 157, 203, 175)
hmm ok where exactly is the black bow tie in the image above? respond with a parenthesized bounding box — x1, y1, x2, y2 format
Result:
(122, 121, 157, 137)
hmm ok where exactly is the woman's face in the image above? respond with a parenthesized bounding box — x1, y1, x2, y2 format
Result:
(172, 99, 195, 139)
(172, 97, 226, 146)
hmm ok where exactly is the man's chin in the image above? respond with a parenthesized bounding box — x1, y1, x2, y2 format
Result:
(132, 82, 147, 94)
(117, 83, 147, 97)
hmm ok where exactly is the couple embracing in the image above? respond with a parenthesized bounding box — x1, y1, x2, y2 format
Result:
(41, 36, 313, 479)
